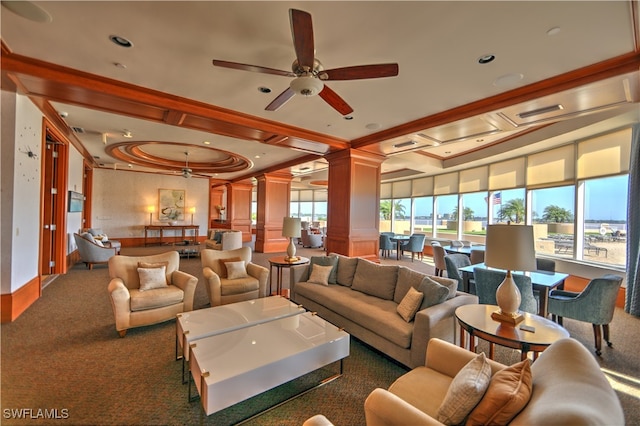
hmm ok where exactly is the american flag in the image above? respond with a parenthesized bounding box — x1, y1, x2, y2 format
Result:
(493, 192, 502, 205)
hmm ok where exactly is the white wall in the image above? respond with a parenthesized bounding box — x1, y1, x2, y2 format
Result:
(66, 146, 85, 254)
(90, 169, 210, 242)
(1, 93, 43, 293)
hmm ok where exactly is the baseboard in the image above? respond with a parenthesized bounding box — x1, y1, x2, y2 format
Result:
(1, 276, 41, 323)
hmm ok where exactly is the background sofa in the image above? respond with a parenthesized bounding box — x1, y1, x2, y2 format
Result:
(364, 337, 624, 425)
(290, 255, 478, 368)
(204, 229, 243, 250)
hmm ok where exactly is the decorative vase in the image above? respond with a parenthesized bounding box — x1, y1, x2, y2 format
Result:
(169, 220, 178, 226)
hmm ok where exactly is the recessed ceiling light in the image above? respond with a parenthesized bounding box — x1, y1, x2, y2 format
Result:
(255, 155, 261, 159)
(109, 35, 133, 48)
(493, 73, 524, 87)
(344, 116, 353, 120)
(258, 86, 271, 93)
(478, 54, 495, 65)
(203, 141, 211, 145)
(365, 123, 381, 130)
(547, 26, 561, 36)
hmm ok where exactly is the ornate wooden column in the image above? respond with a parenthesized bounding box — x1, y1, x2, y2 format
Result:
(325, 149, 384, 260)
(226, 180, 253, 242)
(255, 172, 292, 253)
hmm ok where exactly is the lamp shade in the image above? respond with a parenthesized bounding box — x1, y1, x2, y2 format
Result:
(484, 224, 536, 272)
(282, 217, 301, 238)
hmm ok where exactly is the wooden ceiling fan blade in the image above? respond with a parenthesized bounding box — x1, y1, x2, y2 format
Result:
(320, 64, 399, 81)
(319, 85, 353, 116)
(265, 87, 296, 111)
(289, 9, 315, 69)
(212, 60, 295, 77)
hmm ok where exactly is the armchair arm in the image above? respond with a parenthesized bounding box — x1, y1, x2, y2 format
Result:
(203, 266, 222, 306)
(549, 289, 579, 299)
(364, 388, 442, 426)
(107, 278, 131, 332)
(171, 270, 198, 311)
(247, 262, 270, 298)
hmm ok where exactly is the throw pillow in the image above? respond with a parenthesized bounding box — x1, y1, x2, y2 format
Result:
(217, 256, 242, 278)
(214, 231, 223, 244)
(466, 360, 532, 426)
(334, 254, 358, 286)
(351, 259, 398, 300)
(396, 286, 424, 322)
(416, 276, 450, 311)
(225, 261, 248, 280)
(436, 352, 492, 425)
(138, 266, 168, 291)
(429, 275, 458, 299)
(307, 264, 334, 286)
(310, 255, 338, 284)
(94, 239, 104, 247)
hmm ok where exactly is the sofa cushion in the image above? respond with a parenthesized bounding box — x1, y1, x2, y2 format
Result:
(335, 254, 358, 287)
(308, 264, 334, 286)
(352, 259, 398, 300)
(397, 286, 424, 322)
(295, 282, 413, 348)
(130, 285, 184, 311)
(416, 277, 450, 311)
(221, 276, 260, 296)
(429, 275, 458, 299)
(436, 352, 492, 425)
(466, 359, 532, 425)
(137, 266, 168, 291)
(394, 266, 429, 303)
(310, 255, 339, 284)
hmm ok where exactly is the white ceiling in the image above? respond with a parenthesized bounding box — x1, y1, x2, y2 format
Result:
(2, 1, 639, 187)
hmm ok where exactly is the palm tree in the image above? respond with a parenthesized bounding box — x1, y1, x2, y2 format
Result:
(452, 206, 475, 220)
(542, 205, 574, 223)
(497, 198, 525, 223)
(379, 200, 407, 220)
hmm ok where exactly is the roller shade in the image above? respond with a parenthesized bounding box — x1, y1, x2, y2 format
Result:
(392, 180, 412, 198)
(527, 144, 575, 186)
(577, 128, 631, 179)
(434, 172, 459, 195)
(459, 166, 488, 193)
(489, 157, 525, 190)
(412, 176, 434, 197)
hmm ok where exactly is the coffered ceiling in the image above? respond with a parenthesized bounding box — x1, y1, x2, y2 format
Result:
(2, 1, 639, 189)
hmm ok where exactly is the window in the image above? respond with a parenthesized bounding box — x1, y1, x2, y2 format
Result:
(413, 196, 433, 236)
(460, 192, 487, 242)
(492, 188, 526, 225)
(435, 194, 458, 239)
(530, 186, 575, 259)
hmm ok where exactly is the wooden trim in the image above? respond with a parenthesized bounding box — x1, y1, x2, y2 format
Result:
(1, 276, 40, 323)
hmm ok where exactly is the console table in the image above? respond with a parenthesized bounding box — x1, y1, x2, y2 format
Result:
(144, 225, 199, 246)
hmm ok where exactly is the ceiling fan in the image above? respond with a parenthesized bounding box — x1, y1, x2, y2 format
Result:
(181, 151, 192, 178)
(212, 9, 399, 115)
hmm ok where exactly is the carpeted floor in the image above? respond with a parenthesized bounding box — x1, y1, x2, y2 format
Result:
(1, 244, 639, 425)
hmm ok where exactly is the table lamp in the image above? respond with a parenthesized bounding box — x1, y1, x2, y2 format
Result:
(484, 224, 536, 325)
(147, 205, 155, 225)
(282, 217, 302, 262)
(189, 206, 196, 225)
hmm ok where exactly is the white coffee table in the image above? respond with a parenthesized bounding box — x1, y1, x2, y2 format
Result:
(176, 296, 305, 382)
(188, 311, 350, 417)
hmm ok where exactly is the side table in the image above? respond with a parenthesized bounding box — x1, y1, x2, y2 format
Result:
(268, 256, 310, 297)
(455, 304, 569, 361)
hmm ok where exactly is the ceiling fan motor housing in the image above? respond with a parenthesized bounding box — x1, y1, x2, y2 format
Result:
(290, 75, 324, 97)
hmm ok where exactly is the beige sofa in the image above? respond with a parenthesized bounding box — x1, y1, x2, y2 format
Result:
(204, 229, 243, 250)
(364, 337, 624, 425)
(290, 255, 478, 368)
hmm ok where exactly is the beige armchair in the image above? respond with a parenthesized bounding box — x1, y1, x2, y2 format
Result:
(204, 229, 243, 250)
(201, 246, 269, 307)
(301, 229, 323, 248)
(107, 251, 198, 337)
(74, 232, 117, 269)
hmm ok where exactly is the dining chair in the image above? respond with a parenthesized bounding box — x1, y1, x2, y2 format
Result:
(431, 243, 447, 277)
(379, 233, 394, 258)
(473, 267, 538, 314)
(400, 233, 426, 262)
(536, 258, 556, 272)
(469, 249, 485, 265)
(548, 274, 623, 355)
(444, 254, 471, 292)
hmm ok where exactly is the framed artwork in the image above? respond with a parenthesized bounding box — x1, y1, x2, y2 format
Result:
(68, 191, 83, 212)
(158, 189, 185, 222)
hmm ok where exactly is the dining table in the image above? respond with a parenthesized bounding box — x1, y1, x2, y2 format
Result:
(444, 244, 486, 256)
(389, 235, 410, 260)
(459, 263, 568, 317)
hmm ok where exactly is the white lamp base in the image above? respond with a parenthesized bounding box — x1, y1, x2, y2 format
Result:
(493, 270, 524, 325)
(285, 237, 299, 262)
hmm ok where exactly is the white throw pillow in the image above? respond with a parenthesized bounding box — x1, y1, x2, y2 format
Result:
(225, 261, 248, 280)
(138, 266, 168, 291)
(396, 286, 424, 322)
(436, 352, 492, 425)
(307, 264, 334, 286)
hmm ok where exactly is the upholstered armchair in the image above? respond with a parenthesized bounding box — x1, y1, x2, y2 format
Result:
(379, 233, 394, 258)
(201, 246, 269, 307)
(473, 267, 538, 314)
(107, 251, 198, 337)
(204, 229, 243, 250)
(444, 254, 471, 292)
(400, 233, 426, 262)
(548, 274, 623, 355)
(301, 229, 323, 248)
(74, 232, 117, 269)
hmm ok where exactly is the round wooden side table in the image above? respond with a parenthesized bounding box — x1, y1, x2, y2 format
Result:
(455, 304, 569, 361)
(268, 256, 310, 297)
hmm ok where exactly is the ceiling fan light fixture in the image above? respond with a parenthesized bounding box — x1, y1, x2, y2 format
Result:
(290, 75, 324, 97)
